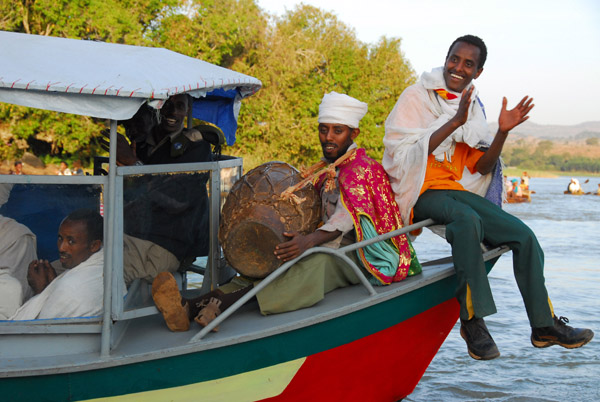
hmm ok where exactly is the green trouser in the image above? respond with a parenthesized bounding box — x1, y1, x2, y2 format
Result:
(413, 189, 554, 328)
(223, 252, 364, 316)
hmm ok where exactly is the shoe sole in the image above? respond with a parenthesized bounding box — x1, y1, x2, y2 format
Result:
(531, 334, 594, 349)
(460, 327, 501, 360)
(152, 272, 190, 332)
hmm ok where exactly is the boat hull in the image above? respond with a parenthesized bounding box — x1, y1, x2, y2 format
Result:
(1, 273, 461, 401)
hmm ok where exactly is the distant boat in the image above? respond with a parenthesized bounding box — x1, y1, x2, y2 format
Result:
(507, 190, 531, 203)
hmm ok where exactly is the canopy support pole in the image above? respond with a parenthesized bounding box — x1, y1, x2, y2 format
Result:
(100, 120, 117, 357)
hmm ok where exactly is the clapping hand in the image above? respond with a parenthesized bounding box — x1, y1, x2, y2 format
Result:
(498, 96, 534, 134)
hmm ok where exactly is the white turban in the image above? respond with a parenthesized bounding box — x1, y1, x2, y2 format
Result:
(318, 92, 368, 129)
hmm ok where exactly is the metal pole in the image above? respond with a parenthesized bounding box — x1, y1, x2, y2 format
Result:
(100, 119, 117, 357)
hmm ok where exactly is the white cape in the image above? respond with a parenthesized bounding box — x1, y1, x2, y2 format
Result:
(10, 250, 104, 320)
(382, 67, 494, 223)
(0, 214, 37, 319)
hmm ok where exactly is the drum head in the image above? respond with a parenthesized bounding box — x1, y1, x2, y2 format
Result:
(219, 162, 321, 278)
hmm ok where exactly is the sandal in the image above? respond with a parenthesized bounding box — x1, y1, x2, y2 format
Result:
(151, 272, 190, 332)
(194, 297, 222, 332)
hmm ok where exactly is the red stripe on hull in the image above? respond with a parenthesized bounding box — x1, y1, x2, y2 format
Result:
(261, 298, 459, 402)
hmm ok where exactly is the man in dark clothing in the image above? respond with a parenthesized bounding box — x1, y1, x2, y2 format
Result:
(114, 94, 213, 285)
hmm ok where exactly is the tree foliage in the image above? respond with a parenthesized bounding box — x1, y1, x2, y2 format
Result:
(232, 5, 415, 169)
(0, 1, 415, 170)
(0, 0, 179, 165)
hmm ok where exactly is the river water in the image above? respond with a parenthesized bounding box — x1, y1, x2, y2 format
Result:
(406, 177, 600, 402)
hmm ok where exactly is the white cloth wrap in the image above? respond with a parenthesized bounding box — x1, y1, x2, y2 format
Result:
(383, 67, 494, 223)
(10, 250, 105, 320)
(568, 179, 581, 193)
(0, 183, 13, 207)
(0, 215, 37, 319)
(318, 92, 368, 129)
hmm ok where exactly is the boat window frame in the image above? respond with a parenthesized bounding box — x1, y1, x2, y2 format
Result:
(0, 123, 243, 345)
(112, 157, 243, 321)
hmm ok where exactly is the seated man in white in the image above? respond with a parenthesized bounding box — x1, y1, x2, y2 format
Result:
(10, 209, 104, 320)
(0, 184, 37, 319)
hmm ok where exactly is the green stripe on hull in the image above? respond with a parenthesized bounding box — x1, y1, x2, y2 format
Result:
(1, 271, 466, 401)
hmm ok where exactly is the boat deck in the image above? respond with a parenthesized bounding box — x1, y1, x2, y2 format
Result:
(1, 255, 461, 377)
(0, 245, 508, 378)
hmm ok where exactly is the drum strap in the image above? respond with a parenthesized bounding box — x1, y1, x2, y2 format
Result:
(280, 148, 357, 203)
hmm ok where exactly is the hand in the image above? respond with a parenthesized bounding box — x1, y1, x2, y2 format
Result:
(498, 96, 534, 134)
(452, 86, 475, 127)
(100, 129, 140, 166)
(274, 232, 312, 262)
(27, 260, 57, 295)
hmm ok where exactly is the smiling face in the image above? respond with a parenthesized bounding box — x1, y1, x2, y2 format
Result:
(318, 123, 359, 162)
(443, 41, 483, 93)
(57, 219, 101, 269)
(158, 94, 190, 135)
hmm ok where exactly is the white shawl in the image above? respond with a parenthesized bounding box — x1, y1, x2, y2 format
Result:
(10, 250, 104, 320)
(382, 67, 494, 223)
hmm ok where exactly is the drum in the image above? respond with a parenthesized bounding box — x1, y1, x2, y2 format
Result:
(219, 162, 321, 278)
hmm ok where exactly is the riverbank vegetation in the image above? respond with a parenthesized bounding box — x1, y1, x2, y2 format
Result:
(502, 137, 600, 175)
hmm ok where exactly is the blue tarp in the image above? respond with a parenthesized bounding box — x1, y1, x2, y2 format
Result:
(192, 89, 240, 146)
(0, 184, 101, 261)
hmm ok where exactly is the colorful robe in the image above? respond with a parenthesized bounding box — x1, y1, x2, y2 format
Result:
(315, 148, 420, 285)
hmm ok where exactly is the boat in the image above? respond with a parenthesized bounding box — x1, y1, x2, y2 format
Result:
(0, 31, 508, 401)
(506, 190, 531, 203)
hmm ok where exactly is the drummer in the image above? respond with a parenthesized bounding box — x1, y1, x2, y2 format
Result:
(152, 92, 421, 332)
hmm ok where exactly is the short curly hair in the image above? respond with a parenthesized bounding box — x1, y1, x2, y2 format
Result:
(446, 35, 487, 69)
(64, 209, 103, 243)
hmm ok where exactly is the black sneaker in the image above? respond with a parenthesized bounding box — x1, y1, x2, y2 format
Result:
(460, 317, 500, 360)
(531, 315, 594, 349)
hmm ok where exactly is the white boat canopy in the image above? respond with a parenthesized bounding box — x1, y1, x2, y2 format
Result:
(0, 30, 261, 142)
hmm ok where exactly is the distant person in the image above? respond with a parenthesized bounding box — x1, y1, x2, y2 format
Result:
(520, 171, 530, 190)
(511, 178, 523, 197)
(72, 160, 84, 176)
(383, 34, 593, 360)
(9, 161, 24, 175)
(57, 161, 72, 176)
(9, 209, 107, 320)
(596, 183, 600, 195)
(504, 175, 512, 193)
(567, 178, 581, 194)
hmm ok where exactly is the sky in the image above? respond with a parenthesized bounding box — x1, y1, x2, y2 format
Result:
(256, 0, 600, 126)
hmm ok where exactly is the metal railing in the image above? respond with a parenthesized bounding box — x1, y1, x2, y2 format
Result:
(190, 218, 436, 341)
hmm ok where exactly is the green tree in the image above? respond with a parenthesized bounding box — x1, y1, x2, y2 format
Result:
(231, 5, 415, 169)
(0, 0, 180, 163)
(151, 0, 267, 68)
(535, 140, 553, 155)
(0, 0, 176, 43)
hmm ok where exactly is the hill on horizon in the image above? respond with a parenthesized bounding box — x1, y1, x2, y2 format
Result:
(488, 120, 600, 140)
